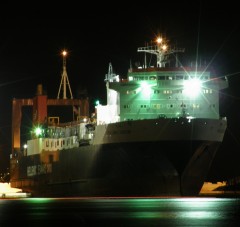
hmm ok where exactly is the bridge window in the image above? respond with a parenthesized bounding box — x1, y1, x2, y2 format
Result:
(150, 76, 156, 80)
(176, 75, 184, 80)
(158, 76, 165, 80)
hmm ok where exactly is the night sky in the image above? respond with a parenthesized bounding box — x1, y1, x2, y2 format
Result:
(0, 1, 240, 179)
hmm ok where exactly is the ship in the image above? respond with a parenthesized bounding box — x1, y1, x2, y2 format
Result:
(9, 35, 228, 197)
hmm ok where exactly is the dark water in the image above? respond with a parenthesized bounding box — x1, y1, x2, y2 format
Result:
(0, 197, 240, 226)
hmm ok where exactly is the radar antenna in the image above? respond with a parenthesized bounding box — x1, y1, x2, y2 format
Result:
(57, 50, 73, 99)
(137, 36, 185, 68)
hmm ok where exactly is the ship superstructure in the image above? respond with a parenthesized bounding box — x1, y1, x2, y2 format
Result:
(98, 36, 224, 123)
(10, 35, 228, 197)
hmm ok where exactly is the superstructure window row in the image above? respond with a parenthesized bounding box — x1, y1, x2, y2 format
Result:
(131, 75, 210, 81)
(125, 89, 213, 95)
(203, 89, 213, 94)
(122, 104, 206, 109)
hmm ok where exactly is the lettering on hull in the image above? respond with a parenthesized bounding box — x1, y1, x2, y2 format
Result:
(27, 164, 52, 176)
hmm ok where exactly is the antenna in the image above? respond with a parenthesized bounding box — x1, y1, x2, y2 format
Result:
(138, 36, 185, 68)
(57, 50, 73, 99)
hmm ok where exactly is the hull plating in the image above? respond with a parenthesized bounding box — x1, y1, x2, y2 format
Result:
(10, 140, 221, 197)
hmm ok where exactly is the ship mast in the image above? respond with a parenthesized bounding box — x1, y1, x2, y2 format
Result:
(137, 36, 185, 68)
(105, 62, 119, 82)
(57, 50, 73, 99)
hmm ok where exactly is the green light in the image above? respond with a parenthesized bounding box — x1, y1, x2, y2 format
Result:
(34, 127, 42, 136)
(95, 100, 100, 106)
(24, 198, 53, 203)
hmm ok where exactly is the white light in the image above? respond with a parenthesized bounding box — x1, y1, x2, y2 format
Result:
(140, 81, 151, 96)
(62, 50, 67, 56)
(183, 78, 201, 97)
(162, 45, 167, 51)
(156, 37, 163, 44)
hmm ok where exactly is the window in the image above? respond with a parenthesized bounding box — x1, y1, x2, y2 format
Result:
(192, 104, 200, 108)
(163, 90, 172, 94)
(158, 76, 165, 80)
(126, 90, 136, 94)
(203, 89, 212, 94)
(167, 104, 174, 108)
(152, 104, 161, 109)
(176, 75, 183, 80)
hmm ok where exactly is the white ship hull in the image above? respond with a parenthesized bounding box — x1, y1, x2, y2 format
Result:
(94, 118, 226, 144)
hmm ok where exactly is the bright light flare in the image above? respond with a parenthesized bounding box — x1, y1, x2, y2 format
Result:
(140, 81, 151, 96)
(62, 50, 67, 56)
(162, 44, 167, 51)
(34, 127, 42, 136)
(183, 78, 202, 97)
(0, 183, 22, 193)
(156, 37, 163, 44)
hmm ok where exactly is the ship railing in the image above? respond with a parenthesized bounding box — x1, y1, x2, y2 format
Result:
(47, 117, 93, 128)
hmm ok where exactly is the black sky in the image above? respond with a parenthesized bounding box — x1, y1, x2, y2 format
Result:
(0, 1, 240, 178)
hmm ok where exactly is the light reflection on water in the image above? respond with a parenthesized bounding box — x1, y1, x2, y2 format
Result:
(0, 197, 240, 226)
